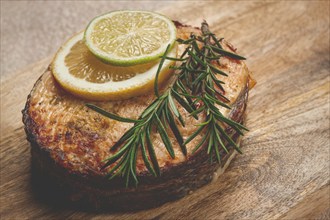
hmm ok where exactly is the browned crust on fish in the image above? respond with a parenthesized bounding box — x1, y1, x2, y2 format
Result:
(23, 81, 249, 211)
(22, 22, 254, 210)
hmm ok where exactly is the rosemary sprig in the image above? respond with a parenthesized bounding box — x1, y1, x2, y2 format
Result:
(87, 21, 248, 186)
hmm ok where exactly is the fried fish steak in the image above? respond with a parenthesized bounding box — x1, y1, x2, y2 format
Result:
(22, 22, 255, 210)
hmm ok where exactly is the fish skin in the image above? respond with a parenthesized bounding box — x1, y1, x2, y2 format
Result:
(22, 22, 254, 210)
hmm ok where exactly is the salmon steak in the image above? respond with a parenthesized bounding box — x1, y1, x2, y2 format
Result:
(22, 21, 255, 210)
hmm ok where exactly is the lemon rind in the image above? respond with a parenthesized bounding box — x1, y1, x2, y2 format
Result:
(51, 32, 177, 101)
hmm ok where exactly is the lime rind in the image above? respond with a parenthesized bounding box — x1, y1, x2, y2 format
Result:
(84, 10, 177, 66)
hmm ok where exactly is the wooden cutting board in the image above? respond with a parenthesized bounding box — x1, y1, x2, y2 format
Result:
(1, 1, 329, 219)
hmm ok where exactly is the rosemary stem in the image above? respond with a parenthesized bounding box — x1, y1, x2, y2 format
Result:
(88, 21, 248, 186)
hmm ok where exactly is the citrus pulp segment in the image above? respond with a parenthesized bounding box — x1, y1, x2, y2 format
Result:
(51, 32, 176, 101)
(84, 10, 177, 66)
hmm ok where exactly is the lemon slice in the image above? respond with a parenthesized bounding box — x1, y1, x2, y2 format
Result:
(84, 10, 177, 66)
(51, 32, 176, 101)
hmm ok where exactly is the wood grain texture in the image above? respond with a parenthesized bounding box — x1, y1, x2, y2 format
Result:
(1, 1, 329, 219)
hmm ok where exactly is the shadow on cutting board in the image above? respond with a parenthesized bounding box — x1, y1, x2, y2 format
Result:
(29, 160, 144, 214)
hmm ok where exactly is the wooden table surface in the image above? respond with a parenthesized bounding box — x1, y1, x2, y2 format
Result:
(1, 1, 329, 219)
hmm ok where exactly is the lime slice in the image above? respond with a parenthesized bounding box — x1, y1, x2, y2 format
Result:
(51, 32, 176, 101)
(84, 10, 177, 66)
